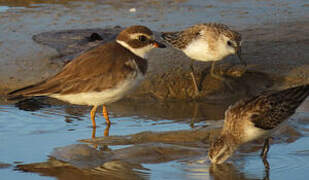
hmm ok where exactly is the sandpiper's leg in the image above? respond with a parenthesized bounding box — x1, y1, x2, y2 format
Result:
(90, 105, 98, 128)
(190, 61, 200, 95)
(261, 138, 270, 159)
(210, 61, 234, 90)
(102, 105, 111, 126)
(261, 138, 270, 169)
(210, 61, 224, 81)
(263, 160, 270, 180)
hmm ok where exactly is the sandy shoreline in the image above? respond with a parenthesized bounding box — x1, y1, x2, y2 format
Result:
(0, 0, 308, 101)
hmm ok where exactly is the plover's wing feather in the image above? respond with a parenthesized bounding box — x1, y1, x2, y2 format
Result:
(226, 85, 309, 130)
(8, 42, 144, 98)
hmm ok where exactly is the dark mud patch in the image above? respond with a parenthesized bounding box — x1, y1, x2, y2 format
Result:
(80, 127, 220, 147)
(31, 26, 123, 63)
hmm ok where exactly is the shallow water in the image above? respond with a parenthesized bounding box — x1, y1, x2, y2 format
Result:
(1, 99, 309, 180)
(1, 0, 309, 180)
(0, 0, 308, 32)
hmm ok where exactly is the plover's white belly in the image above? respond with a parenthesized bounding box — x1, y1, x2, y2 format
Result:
(50, 73, 144, 106)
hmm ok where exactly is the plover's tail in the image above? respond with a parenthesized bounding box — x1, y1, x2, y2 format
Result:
(7, 80, 50, 100)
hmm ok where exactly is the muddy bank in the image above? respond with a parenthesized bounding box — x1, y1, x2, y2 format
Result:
(1, 21, 309, 101)
(0, 0, 308, 101)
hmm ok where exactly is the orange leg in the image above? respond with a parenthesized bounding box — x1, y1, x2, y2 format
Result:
(102, 105, 111, 126)
(91, 127, 98, 149)
(90, 105, 98, 128)
(91, 106, 98, 148)
(92, 127, 96, 139)
(104, 124, 110, 137)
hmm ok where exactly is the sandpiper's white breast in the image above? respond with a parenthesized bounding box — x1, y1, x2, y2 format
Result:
(183, 38, 214, 62)
(243, 121, 268, 143)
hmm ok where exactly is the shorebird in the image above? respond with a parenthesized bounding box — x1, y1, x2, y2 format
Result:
(8, 25, 166, 130)
(161, 23, 246, 94)
(208, 84, 309, 166)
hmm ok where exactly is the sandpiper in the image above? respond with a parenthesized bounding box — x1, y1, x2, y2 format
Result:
(208, 84, 309, 166)
(8, 25, 166, 130)
(161, 23, 245, 94)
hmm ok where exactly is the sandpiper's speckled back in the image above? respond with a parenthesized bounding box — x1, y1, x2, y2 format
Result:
(161, 23, 241, 50)
(225, 84, 309, 131)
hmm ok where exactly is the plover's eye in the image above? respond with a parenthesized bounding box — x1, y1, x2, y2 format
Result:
(227, 40, 233, 46)
(138, 35, 147, 42)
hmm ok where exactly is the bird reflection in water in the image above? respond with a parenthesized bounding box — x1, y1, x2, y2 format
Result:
(209, 162, 269, 180)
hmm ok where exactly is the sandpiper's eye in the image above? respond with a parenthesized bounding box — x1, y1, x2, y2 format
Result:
(138, 35, 147, 42)
(227, 40, 233, 46)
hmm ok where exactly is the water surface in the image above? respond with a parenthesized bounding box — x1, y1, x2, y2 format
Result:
(1, 99, 309, 180)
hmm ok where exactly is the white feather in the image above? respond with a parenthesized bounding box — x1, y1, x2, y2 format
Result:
(50, 68, 144, 106)
(243, 121, 268, 143)
(182, 35, 236, 62)
(116, 40, 154, 59)
(183, 38, 212, 62)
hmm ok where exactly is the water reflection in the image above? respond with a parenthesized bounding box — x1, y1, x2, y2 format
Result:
(3, 98, 309, 180)
(11, 96, 230, 138)
(16, 142, 273, 180)
(12, 97, 230, 122)
(0, 5, 9, 12)
(209, 163, 263, 180)
(17, 157, 149, 180)
(16, 143, 205, 180)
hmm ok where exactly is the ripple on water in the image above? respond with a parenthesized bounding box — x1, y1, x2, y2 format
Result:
(233, 135, 309, 180)
(0, 6, 9, 12)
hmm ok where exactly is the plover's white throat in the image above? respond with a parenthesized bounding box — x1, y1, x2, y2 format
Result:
(208, 84, 309, 167)
(161, 23, 246, 94)
(8, 25, 166, 133)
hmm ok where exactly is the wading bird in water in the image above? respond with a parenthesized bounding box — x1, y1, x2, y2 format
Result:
(208, 84, 309, 168)
(8, 25, 166, 137)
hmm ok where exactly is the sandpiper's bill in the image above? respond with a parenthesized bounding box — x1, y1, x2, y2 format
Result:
(208, 84, 309, 167)
(161, 23, 245, 94)
(8, 25, 166, 132)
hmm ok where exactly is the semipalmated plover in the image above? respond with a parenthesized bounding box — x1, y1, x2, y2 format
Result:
(8, 25, 166, 129)
(208, 84, 309, 167)
(161, 23, 245, 93)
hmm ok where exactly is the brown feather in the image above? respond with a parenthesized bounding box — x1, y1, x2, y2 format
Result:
(8, 41, 147, 98)
(161, 23, 241, 50)
(225, 84, 309, 130)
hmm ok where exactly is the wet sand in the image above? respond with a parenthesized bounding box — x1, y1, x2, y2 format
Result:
(0, 0, 309, 180)
(0, 0, 308, 101)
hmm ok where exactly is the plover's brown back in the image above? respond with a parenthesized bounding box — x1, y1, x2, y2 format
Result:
(8, 25, 166, 128)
